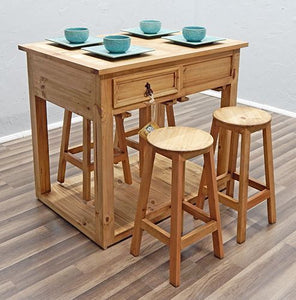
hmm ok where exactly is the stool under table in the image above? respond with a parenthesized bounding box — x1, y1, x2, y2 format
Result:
(130, 126, 224, 287)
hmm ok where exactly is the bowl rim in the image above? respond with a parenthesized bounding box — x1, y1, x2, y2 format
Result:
(65, 27, 89, 32)
(183, 26, 206, 31)
(103, 35, 131, 41)
(140, 20, 161, 24)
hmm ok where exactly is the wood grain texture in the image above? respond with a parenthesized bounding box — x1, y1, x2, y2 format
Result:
(0, 93, 295, 299)
(19, 37, 247, 76)
(147, 126, 213, 153)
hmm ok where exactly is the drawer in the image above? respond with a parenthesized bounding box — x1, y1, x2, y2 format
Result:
(183, 55, 232, 88)
(113, 67, 180, 108)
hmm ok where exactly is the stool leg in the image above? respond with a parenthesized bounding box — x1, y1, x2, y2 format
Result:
(226, 131, 239, 197)
(139, 106, 151, 177)
(181, 160, 185, 234)
(196, 119, 219, 209)
(165, 102, 176, 127)
(113, 126, 119, 149)
(237, 130, 251, 244)
(130, 144, 155, 256)
(204, 147, 224, 259)
(82, 118, 91, 201)
(170, 153, 185, 287)
(57, 110, 72, 183)
(263, 123, 276, 224)
(115, 115, 132, 184)
(155, 103, 165, 127)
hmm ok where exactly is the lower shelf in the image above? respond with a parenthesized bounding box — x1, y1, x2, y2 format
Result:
(39, 154, 203, 248)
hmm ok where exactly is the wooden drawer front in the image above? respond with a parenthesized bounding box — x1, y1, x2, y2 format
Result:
(184, 56, 232, 88)
(113, 67, 180, 108)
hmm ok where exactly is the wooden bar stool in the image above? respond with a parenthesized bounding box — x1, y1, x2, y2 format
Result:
(57, 110, 132, 201)
(123, 98, 187, 152)
(122, 97, 187, 176)
(130, 126, 224, 287)
(197, 106, 276, 244)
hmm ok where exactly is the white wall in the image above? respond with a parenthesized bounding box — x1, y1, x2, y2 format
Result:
(1, 1, 295, 139)
(195, 0, 296, 113)
(0, 0, 196, 138)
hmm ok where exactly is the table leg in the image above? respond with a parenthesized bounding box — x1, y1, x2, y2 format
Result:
(27, 54, 51, 197)
(29, 95, 51, 197)
(93, 79, 114, 249)
(217, 49, 240, 175)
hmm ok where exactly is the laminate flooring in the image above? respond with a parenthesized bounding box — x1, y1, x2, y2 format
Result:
(0, 93, 295, 299)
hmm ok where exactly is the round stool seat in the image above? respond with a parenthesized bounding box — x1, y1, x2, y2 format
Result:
(147, 126, 213, 152)
(213, 106, 271, 128)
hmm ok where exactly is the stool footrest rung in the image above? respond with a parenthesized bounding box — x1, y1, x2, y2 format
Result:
(125, 128, 139, 138)
(68, 143, 94, 154)
(202, 172, 231, 195)
(181, 220, 217, 250)
(182, 202, 212, 223)
(64, 152, 83, 170)
(141, 218, 170, 246)
(247, 189, 270, 210)
(232, 172, 266, 191)
(218, 192, 239, 210)
(126, 139, 140, 150)
(216, 173, 232, 188)
(113, 148, 126, 164)
(218, 189, 270, 211)
(146, 202, 171, 221)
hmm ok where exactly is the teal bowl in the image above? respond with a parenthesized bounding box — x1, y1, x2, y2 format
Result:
(103, 35, 131, 53)
(64, 27, 89, 43)
(140, 20, 161, 34)
(182, 26, 206, 42)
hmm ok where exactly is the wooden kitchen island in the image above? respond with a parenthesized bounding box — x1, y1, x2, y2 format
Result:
(19, 35, 247, 249)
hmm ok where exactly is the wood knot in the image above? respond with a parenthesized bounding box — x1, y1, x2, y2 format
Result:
(104, 215, 111, 224)
(94, 104, 103, 118)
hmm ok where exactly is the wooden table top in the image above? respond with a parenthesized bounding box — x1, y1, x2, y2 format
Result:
(19, 33, 248, 75)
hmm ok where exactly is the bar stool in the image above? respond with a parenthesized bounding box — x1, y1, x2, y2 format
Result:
(122, 98, 188, 152)
(197, 106, 276, 244)
(57, 110, 132, 201)
(130, 126, 224, 287)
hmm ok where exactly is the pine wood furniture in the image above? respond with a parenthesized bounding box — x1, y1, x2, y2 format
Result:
(131, 126, 224, 287)
(19, 35, 247, 249)
(58, 97, 181, 200)
(197, 106, 276, 243)
(57, 111, 132, 201)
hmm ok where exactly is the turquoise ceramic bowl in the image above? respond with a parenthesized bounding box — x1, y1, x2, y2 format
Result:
(140, 20, 161, 34)
(103, 35, 131, 53)
(64, 27, 89, 43)
(182, 26, 206, 42)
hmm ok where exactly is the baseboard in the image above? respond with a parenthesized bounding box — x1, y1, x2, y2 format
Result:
(1, 92, 295, 144)
(201, 90, 296, 118)
(0, 115, 82, 144)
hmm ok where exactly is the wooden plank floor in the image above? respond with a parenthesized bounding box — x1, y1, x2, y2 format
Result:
(0, 93, 296, 299)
